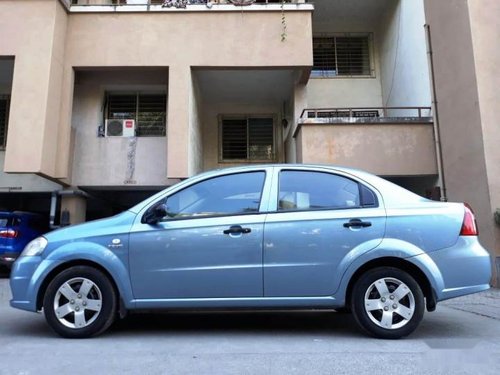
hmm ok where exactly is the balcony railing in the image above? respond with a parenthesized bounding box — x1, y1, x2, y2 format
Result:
(69, 1, 307, 8)
(301, 107, 433, 121)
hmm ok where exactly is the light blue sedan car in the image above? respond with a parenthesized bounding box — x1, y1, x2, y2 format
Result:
(10, 165, 492, 339)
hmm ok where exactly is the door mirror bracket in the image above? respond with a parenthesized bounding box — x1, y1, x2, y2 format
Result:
(142, 203, 168, 224)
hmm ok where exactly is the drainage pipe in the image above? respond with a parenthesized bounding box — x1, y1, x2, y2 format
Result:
(425, 24, 447, 202)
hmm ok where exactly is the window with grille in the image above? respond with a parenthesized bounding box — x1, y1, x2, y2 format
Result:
(312, 34, 373, 78)
(0, 95, 10, 149)
(106, 93, 166, 137)
(220, 117, 275, 162)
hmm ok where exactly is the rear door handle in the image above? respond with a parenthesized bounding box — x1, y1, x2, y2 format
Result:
(223, 225, 252, 235)
(343, 219, 372, 228)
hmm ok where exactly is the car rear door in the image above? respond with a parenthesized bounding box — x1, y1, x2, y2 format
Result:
(263, 167, 386, 297)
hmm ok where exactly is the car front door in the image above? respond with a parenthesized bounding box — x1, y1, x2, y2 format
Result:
(263, 168, 386, 297)
(129, 170, 270, 300)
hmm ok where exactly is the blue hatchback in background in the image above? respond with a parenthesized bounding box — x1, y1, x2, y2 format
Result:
(0, 211, 48, 268)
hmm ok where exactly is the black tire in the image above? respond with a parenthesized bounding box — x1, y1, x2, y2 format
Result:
(43, 266, 117, 338)
(351, 267, 424, 339)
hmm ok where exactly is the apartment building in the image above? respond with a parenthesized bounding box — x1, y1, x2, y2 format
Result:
(0, 0, 498, 283)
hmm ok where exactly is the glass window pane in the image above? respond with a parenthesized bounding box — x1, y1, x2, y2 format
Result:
(278, 171, 360, 211)
(248, 118, 274, 160)
(137, 94, 166, 137)
(165, 172, 266, 218)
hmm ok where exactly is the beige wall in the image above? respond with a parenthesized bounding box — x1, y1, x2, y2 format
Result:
(296, 123, 437, 176)
(202, 103, 284, 172)
(308, 16, 383, 109)
(1, 3, 313, 181)
(424, 0, 499, 281)
(467, 0, 500, 260)
(71, 70, 169, 186)
(0, 0, 68, 177)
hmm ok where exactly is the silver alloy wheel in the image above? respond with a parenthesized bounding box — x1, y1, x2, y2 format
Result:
(53, 277, 102, 329)
(364, 277, 415, 330)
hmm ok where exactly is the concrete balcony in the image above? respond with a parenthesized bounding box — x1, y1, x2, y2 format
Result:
(293, 107, 437, 176)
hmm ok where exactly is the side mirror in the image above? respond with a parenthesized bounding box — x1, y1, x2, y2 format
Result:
(142, 203, 168, 224)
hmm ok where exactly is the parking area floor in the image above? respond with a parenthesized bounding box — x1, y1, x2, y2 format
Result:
(1, 272, 499, 375)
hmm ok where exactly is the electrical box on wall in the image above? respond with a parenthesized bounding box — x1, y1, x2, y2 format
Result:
(105, 119, 135, 137)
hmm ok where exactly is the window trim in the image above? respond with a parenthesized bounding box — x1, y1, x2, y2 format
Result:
(142, 170, 269, 223)
(0, 94, 10, 150)
(275, 169, 379, 213)
(218, 114, 278, 164)
(311, 32, 376, 79)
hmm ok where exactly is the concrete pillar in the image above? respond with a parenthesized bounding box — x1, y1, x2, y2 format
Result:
(60, 193, 86, 226)
(167, 65, 190, 179)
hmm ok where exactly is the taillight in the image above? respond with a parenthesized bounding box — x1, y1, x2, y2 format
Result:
(460, 203, 478, 236)
(0, 229, 19, 238)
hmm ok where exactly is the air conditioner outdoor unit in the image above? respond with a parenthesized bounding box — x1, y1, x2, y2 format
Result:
(105, 119, 135, 137)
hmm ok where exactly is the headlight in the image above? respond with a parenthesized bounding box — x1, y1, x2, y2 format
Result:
(20, 237, 48, 257)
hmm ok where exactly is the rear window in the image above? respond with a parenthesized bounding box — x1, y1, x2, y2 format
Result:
(0, 217, 20, 227)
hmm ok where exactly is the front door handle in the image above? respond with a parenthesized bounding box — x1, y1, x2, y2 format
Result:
(223, 225, 252, 235)
(343, 219, 372, 228)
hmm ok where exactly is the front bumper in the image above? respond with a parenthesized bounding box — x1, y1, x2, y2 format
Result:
(10, 256, 61, 312)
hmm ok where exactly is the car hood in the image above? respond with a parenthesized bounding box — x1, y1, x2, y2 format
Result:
(44, 211, 137, 243)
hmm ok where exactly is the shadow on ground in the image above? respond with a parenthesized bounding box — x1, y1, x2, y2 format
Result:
(108, 310, 361, 338)
(0, 267, 9, 279)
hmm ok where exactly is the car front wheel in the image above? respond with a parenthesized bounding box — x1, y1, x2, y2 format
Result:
(351, 267, 424, 339)
(43, 266, 117, 338)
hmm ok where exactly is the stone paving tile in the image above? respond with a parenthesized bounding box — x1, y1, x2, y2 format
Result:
(440, 288, 500, 320)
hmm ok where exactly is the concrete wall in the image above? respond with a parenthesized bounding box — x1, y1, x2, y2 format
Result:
(0, 2, 313, 181)
(188, 72, 203, 176)
(296, 122, 437, 176)
(0, 153, 62, 192)
(308, 17, 383, 109)
(0, 0, 68, 177)
(423, 0, 498, 275)
(202, 102, 284, 172)
(71, 70, 169, 186)
(379, 0, 431, 111)
(467, 0, 500, 267)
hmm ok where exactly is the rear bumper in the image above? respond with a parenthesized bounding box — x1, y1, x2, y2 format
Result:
(0, 252, 19, 267)
(413, 236, 492, 302)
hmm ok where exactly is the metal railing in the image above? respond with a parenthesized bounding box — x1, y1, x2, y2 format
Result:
(69, 1, 306, 7)
(301, 106, 433, 120)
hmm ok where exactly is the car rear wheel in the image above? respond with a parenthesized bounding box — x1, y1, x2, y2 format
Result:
(43, 266, 117, 338)
(351, 267, 424, 339)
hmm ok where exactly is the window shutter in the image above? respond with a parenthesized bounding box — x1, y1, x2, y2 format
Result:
(313, 37, 337, 77)
(107, 94, 136, 120)
(137, 94, 166, 136)
(0, 96, 9, 148)
(312, 35, 371, 77)
(222, 119, 248, 160)
(335, 36, 370, 76)
(248, 118, 274, 160)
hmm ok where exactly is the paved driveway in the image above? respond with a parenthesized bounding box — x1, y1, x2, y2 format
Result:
(1, 272, 499, 375)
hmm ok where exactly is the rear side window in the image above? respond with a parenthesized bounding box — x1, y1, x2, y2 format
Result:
(278, 171, 360, 211)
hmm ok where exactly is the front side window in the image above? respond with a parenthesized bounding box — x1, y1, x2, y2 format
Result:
(0, 95, 10, 149)
(312, 34, 373, 78)
(161, 172, 266, 219)
(278, 171, 361, 211)
(220, 117, 275, 162)
(107, 92, 166, 136)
